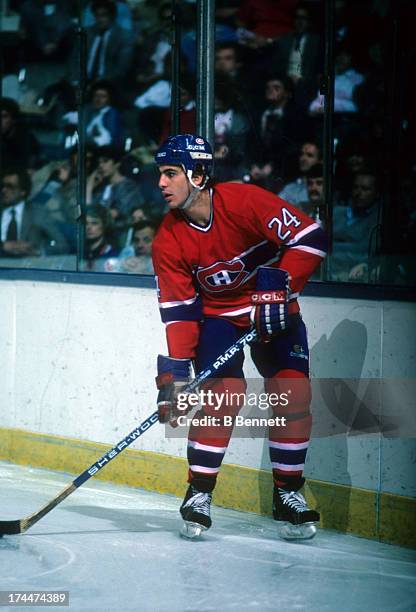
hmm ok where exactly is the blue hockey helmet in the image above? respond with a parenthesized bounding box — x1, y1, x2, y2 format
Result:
(155, 133, 213, 189)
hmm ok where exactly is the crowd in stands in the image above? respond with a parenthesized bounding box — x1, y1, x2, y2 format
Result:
(0, 0, 414, 285)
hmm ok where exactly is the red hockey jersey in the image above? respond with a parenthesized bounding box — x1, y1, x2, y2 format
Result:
(152, 182, 327, 358)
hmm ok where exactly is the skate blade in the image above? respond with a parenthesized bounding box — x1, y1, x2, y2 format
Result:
(276, 521, 317, 541)
(180, 521, 207, 539)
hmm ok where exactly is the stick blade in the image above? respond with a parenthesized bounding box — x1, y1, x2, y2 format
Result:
(0, 520, 23, 535)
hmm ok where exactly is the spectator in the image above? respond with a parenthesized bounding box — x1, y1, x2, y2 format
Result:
(213, 78, 251, 181)
(334, 137, 374, 203)
(215, 41, 242, 79)
(180, 2, 239, 75)
(82, 0, 133, 31)
(1, 97, 41, 171)
(63, 80, 124, 148)
(117, 219, 157, 274)
(301, 162, 325, 225)
(133, 75, 171, 112)
(331, 171, 381, 282)
(122, 204, 152, 247)
(83, 204, 119, 268)
(259, 74, 305, 173)
(244, 161, 282, 193)
(272, 2, 321, 110)
(159, 76, 196, 144)
(87, 145, 144, 244)
(29, 145, 97, 252)
(77, 0, 135, 85)
(139, 0, 172, 77)
(19, 0, 74, 63)
(0, 168, 68, 257)
(133, 49, 172, 112)
(118, 151, 167, 217)
(237, 0, 297, 46)
(279, 141, 321, 205)
(215, 41, 256, 116)
(133, 53, 176, 145)
(129, 0, 176, 96)
(309, 44, 365, 115)
(236, 0, 299, 87)
(30, 158, 78, 251)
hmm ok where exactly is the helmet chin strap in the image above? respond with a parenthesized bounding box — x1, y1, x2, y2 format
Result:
(178, 168, 208, 210)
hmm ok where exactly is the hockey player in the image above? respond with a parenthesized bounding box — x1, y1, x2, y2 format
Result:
(152, 134, 327, 539)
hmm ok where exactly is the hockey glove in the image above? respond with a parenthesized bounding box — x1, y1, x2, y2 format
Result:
(250, 267, 290, 341)
(156, 355, 192, 424)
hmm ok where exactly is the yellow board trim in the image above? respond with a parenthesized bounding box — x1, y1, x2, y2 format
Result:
(0, 427, 414, 547)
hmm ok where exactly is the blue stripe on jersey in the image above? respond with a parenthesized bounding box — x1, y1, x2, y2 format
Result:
(187, 446, 225, 469)
(269, 447, 307, 466)
(160, 296, 203, 323)
(295, 227, 328, 254)
(241, 241, 280, 273)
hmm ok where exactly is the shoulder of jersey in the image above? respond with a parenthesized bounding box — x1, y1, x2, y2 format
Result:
(215, 181, 275, 213)
(156, 210, 181, 230)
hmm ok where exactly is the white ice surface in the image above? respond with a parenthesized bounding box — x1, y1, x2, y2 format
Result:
(0, 462, 415, 612)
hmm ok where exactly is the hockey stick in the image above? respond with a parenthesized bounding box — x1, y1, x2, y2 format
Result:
(0, 328, 257, 535)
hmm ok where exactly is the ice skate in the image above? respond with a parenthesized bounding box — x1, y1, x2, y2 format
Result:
(273, 485, 320, 540)
(180, 485, 212, 539)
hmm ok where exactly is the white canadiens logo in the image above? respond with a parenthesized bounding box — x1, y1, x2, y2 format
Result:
(195, 138, 205, 144)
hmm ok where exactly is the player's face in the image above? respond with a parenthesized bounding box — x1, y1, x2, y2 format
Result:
(158, 165, 191, 209)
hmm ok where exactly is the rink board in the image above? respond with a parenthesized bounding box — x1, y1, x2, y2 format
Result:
(0, 278, 415, 550)
(1, 426, 414, 548)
